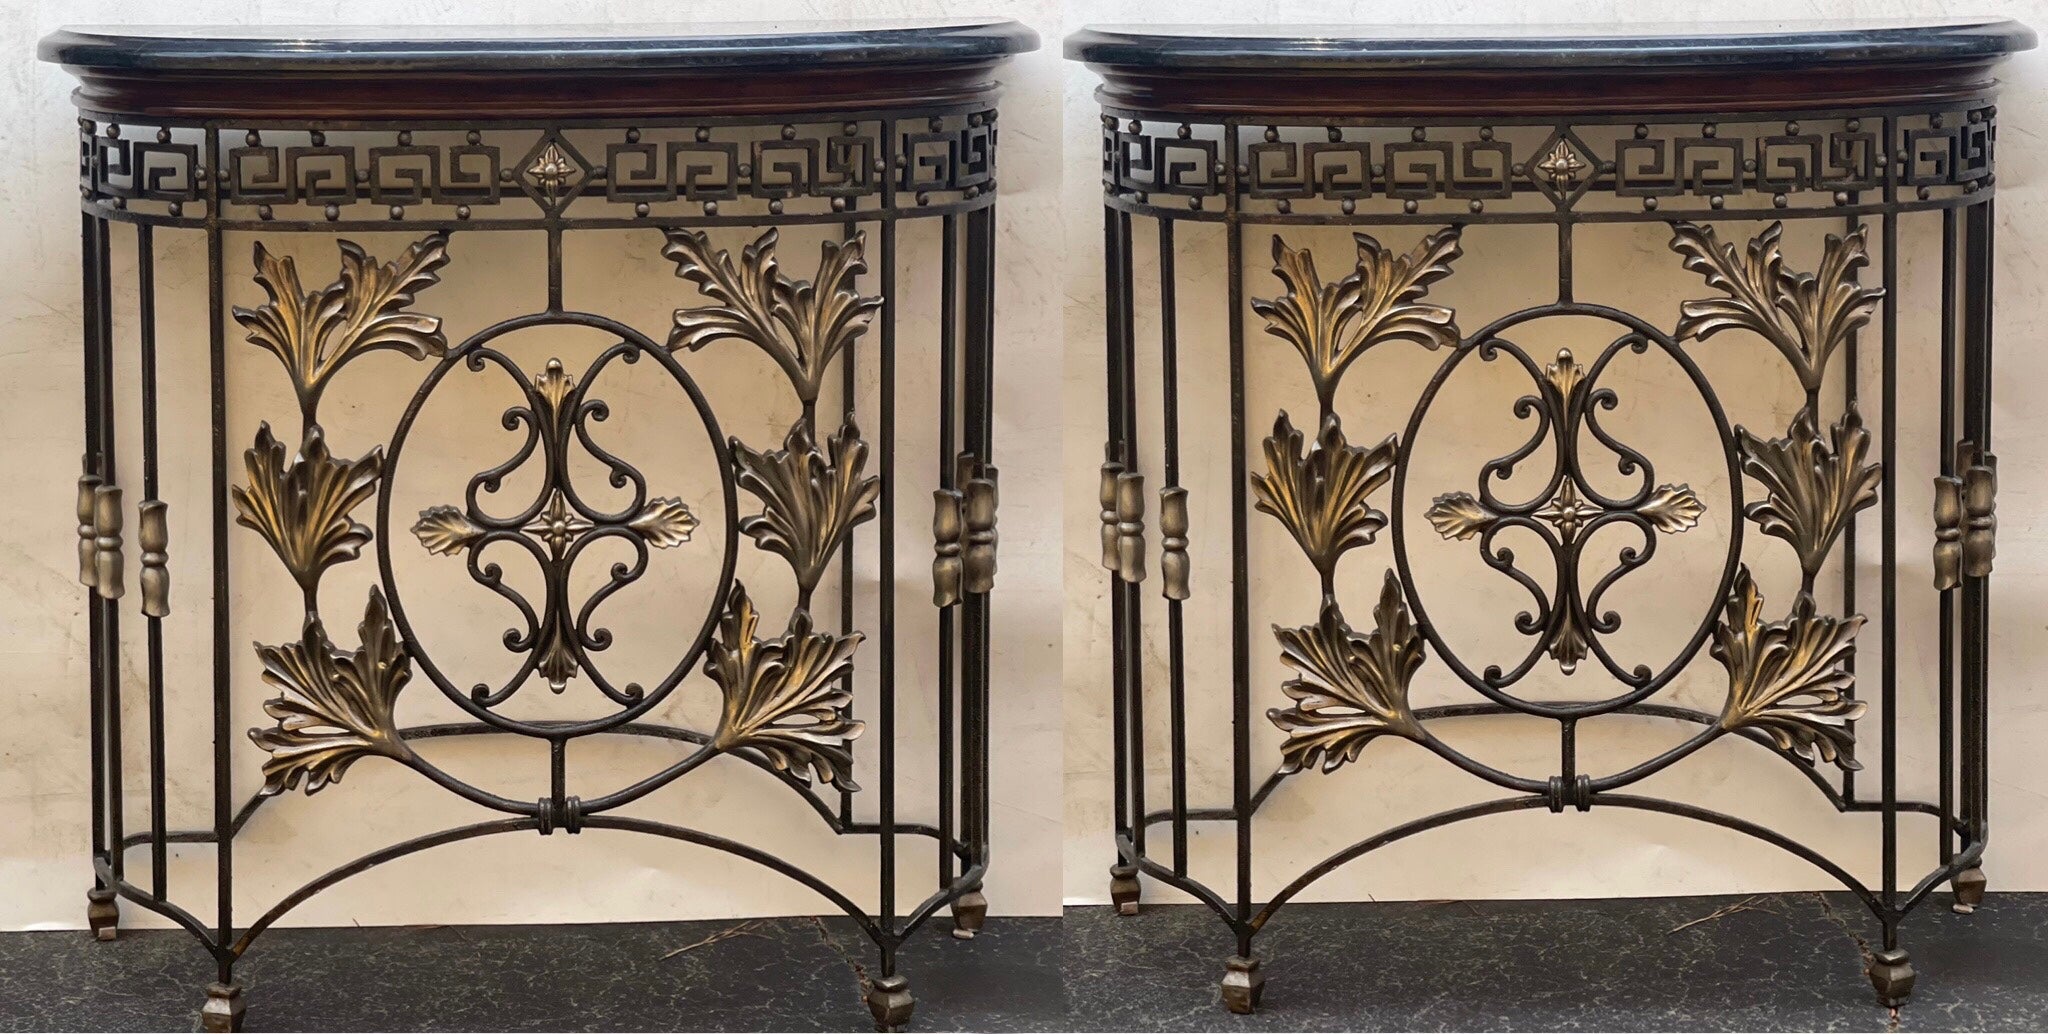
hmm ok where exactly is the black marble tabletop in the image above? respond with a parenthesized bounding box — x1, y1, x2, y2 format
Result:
(40, 20, 1039, 72)
(1065, 19, 2034, 70)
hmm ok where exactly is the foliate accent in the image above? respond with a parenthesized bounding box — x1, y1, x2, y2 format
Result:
(1252, 412, 1396, 579)
(1250, 228, 1462, 406)
(1736, 405, 1881, 580)
(1639, 483, 1709, 535)
(76, 468, 100, 588)
(1423, 491, 1494, 541)
(664, 228, 882, 404)
(1934, 443, 1997, 590)
(626, 497, 700, 549)
(248, 588, 416, 796)
(91, 484, 124, 601)
(232, 235, 450, 415)
(138, 500, 169, 618)
(1160, 486, 1190, 601)
(1712, 567, 1867, 771)
(411, 505, 485, 556)
(732, 420, 880, 597)
(1268, 571, 1424, 775)
(1670, 221, 1883, 394)
(233, 423, 382, 594)
(705, 582, 865, 788)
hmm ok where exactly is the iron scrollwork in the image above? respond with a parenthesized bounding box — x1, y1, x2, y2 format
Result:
(1422, 343, 1706, 677)
(410, 355, 701, 698)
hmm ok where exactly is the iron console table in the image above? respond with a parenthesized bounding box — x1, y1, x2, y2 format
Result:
(1070, 19, 2031, 1013)
(42, 20, 1033, 1030)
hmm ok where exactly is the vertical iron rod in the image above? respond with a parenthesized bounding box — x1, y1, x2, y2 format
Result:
(1159, 216, 1189, 875)
(139, 221, 168, 899)
(95, 214, 124, 883)
(80, 209, 107, 883)
(970, 200, 997, 868)
(937, 212, 958, 879)
(876, 125, 899, 940)
(207, 124, 235, 971)
(1225, 123, 1252, 954)
(1938, 207, 1957, 868)
(1104, 199, 1131, 853)
(1118, 210, 1145, 860)
(1880, 195, 1899, 928)
(838, 220, 859, 827)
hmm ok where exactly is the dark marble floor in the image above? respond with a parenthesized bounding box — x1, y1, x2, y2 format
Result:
(2, 894, 2044, 1031)
(0, 913, 1062, 1032)
(1064, 893, 2048, 1032)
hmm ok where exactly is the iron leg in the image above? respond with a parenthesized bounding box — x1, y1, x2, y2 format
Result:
(201, 982, 245, 1032)
(1220, 955, 1264, 1014)
(85, 886, 118, 941)
(865, 973, 914, 1030)
(1952, 866, 1987, 914)
(1109, 863, 1140, 916)
(1869, 948, 1915, 1009)
(951, 889, 988, 940)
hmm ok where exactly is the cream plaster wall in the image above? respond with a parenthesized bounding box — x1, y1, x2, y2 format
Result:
(1060, 1, 2048, 910)
(0, 3, 1064, 930)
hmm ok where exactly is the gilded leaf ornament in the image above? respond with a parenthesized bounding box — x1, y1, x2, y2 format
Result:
(1268, 572, 1425, 775)
(733, 420, 881, 597)
(1736, 405, 1881, 581)
(1252, 412, 1397, 579)
(663, 228, 883, 404)
(1712, 567, 1867, 770)
(705, 582, 865, 788)
(232, 234, 451, 417)
(1250, 228, 1463, 407)
(232, 423, 383, 595)
(1669, 221, 1883, 394)
(248, 588, 415, 795)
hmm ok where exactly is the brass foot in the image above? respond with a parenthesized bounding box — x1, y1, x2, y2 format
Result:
(1220, 955, 1264, 1014)
(1953, 866, 1987, 914)
(201, 982, 245, 1032)
(1869, 948, 1915, 1009)
(865, 974, 914, 1030)
(951, 889, 988, 940)
(1109, 863, 1140, 917)
(85, 887, 118, 942)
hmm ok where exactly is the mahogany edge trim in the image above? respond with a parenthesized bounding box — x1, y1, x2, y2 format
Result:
(61, 60, 1012, 120)
(1083, 59, 2010, 117)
